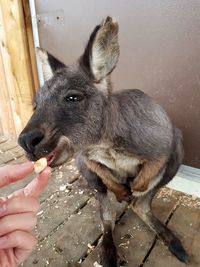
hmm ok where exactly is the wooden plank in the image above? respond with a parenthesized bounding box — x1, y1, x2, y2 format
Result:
(0, 136, 9, 144)
(0, 10, 17, 137)
(39, 161, 80, 203)
(36, 179, 92, 241)
(0, 146, 24, 165)
(22, 199, 102, 267)
(0, 0, 35, 136)
(8, 155, 27, 165)
(0, 2, 23, 136)
(82, 194, 179, 267)
(143, 205, 200, 267)
(0, 47, 16, 136)
(22, 194, 126, 267)
(22, 0, 39, 92)
(0, 122, 3, 137)
(0, 137, 24, 166)
(0, 139, 18, 151)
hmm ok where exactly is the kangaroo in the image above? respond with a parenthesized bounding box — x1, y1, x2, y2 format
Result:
(18, 17, 188, 266)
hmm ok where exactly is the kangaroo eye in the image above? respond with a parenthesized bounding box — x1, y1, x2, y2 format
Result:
(66, 95, 79, 101)
(65, 93, 84, 102)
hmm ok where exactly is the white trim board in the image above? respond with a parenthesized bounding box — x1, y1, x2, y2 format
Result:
(29, 0, 44, 86)
(167, 165, 200, 198)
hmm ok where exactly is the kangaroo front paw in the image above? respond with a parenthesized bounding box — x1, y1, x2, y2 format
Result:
(115, 192, 131, 203)
(114, 184, 133, 203)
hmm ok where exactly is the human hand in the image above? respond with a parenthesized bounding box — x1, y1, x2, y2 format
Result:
(0, 162, 51, 267)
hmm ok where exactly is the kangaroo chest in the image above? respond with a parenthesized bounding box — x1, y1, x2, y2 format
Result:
(86, 144, 140, 183)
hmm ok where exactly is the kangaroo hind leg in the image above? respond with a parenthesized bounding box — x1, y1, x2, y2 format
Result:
(132, 189, 189, 263)
(76, 154, 118, 267)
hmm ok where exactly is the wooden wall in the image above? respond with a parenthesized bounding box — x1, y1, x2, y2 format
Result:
(0, 0, 39, 137)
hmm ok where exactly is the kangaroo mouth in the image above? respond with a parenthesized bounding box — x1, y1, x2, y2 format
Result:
(27, 136, 74, 167)
(46, 150, 57, 166)
(44, 137, 74, 167)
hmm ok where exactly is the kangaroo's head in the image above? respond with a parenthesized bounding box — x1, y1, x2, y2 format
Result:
(18, 17, 119, 166)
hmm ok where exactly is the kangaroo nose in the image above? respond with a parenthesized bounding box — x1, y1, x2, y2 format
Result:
(18, 129, 44, 153)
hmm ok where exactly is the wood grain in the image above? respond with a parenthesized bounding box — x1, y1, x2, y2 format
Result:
(0, 0, 38, 137)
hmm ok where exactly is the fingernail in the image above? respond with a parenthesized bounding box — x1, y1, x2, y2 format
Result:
(21, 162, 34, 167)
(0, 236, 7, 245)
(19, 162, 34, 171)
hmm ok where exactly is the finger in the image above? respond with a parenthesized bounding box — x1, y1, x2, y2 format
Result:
(9, 167, 51, 198)
(0, 230, 37, 264)
(0, 162, 34, 188)
(24, 167, 51, 197)
(0, 212, 37, 236)
(0, 196, 40, 218)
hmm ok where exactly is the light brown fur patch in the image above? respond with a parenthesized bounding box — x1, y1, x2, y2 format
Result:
(130, 157, 167, 192)
(83, 157, 131, 202)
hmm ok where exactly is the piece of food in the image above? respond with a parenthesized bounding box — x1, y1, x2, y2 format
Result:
(34, 158, 47, 173)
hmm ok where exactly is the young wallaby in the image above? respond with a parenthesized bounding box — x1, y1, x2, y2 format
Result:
(18, 17, 188, 266)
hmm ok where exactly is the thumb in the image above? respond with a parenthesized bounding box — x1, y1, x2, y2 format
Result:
(8, 167, 51, 198)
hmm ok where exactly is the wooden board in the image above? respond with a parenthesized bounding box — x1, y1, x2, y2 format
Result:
(36, 179, 92, 241)
(22, 199, 102, 266)
(0, 146, 24, 165)
(22, 0, 39, 92)
(0, 10, 17, 137)
(38, 161, 80, 203)
(143, 205, 200, 267)
(0, 0, 37, 137)
(23, 195, 126, 267)
(0, 136, 9, 144)
(0, 138, 18, 151)
(82, 195, 179, 267)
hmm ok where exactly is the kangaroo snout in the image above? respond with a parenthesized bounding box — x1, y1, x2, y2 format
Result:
(18, 126, 74, 166)
(18, 129, 45, 156)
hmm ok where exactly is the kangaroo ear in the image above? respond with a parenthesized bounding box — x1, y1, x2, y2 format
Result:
(80, 17, 120, 92)
(36, 48, 66, 81)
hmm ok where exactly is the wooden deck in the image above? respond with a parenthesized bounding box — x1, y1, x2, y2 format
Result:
(0, 136, 199, 267)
